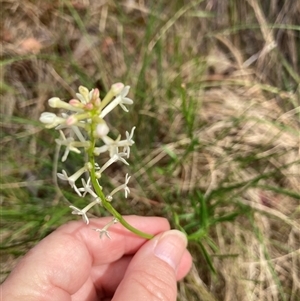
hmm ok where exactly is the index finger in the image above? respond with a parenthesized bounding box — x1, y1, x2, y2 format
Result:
(2, 216, 170, 301)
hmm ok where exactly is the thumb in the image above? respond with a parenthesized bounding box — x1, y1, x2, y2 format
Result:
(113, 230, 188, 301)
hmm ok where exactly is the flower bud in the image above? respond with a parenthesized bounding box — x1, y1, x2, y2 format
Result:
(40, 112, 57, 123)
(66, 115, 78, 126)
(48, 97, 62, 108)
(91, 88, 101, 107)
(78, 86, 90, 103)
(111, 83, 124, 96)
(84, 103, 94, 110)
(92, 88, 100, 99)
(95, 123, 109, 138)
(48, 97, 83, 112)
(39, 112, 66, 128)
(69, 99, 83, 107)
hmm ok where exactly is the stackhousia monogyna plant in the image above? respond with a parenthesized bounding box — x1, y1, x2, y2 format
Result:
(40, 83, 153, 240)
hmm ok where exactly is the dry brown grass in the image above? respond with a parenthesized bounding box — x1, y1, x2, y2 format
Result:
(1, 0, 300, 300)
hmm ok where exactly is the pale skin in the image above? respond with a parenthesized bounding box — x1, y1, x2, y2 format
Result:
(1, 216, 192, 301)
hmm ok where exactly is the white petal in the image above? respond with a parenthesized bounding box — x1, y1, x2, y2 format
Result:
(121, 86, 130, 97)
(122, 97, 133, 105)
(119, 103, 129, 112)
(57, 171, 68, 180)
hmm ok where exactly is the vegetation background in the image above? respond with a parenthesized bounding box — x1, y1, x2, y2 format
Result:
(1, 0, 299, 300)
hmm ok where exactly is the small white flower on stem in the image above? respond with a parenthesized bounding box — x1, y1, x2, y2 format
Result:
(118, 86, 133, 112)
(99, 86, 133, 118)
(69, 206, 89, 224)
(69, 199, 101, 224)
(97, 153, 129, 177)
(94, 135, 120, 157)
(124, 127, 135, 157)
(106, 173, 131, 201)
(57, 170, 81, 196)
(78, 178, 92, 197)
(57, 163, 91, 196)
(93, 218, 119, 239)
(115, 152, 130, 165)
(78, 178, 100, 201)
(94, 127, 135, 158)
(55, 130, 90, 162)
(97, 156, 117, 175)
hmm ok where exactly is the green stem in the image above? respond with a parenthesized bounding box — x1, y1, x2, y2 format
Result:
(88, 143, 153, 239)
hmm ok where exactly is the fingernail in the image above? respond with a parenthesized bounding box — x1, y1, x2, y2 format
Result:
(154, 230, 188, 271)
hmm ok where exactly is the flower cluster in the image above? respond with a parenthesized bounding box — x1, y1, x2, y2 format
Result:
(39, 83, 146, 239)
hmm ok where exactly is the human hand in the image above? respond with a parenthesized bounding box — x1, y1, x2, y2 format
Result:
(1, 216, 192, 301)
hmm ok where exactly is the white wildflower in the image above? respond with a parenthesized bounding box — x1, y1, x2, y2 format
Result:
(106, 173, 131, 201)
(55, 130, 90, 162)
(94, 127, 135, 158)
(97, 153, 129, 178)
(93, 218, 118, 239)
(57, 163, 91, 196)
(78, 178, 99, 200)
(69, 199, 101, 224)
(100, 86, 133, 118)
